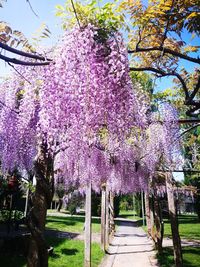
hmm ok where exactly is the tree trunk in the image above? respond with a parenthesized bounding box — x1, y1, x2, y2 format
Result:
(166, 173, 183, 267)
(57, 198, 63, 212)
(27, 144, 54, 267)
(154, 194, 163, 254)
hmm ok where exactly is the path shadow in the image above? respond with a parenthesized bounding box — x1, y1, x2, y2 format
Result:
(110, 243, 150, 247)
(114, 233, 146, 238)
(107, 249, 154, 255)
(45, 229, 79, 239)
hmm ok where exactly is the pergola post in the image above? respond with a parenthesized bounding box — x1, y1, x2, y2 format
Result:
(105, 186, 110, 251)
(109, 192, 115, 235)
(84, 182, 92, 267)
(141, 191, 145, 226)
(24, 187, 30, 217)
(144, 190, 151, 237)
(101, 184, 106, 250)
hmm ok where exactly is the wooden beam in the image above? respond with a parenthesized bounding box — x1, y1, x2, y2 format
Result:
(178, 119, 200, 124)
(156, 170, 200, 173)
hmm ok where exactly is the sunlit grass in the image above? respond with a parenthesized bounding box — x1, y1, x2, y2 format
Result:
(157, 246, 200, 267)
(48, 237, 104, 267)
(118, 210, 142, 220)
(142, 214, 200, 240)
(163, 214, 200, 240)
(46, 215, 101, 233)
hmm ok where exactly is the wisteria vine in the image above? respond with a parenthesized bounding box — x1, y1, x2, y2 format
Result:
(0, 25, 181, 194)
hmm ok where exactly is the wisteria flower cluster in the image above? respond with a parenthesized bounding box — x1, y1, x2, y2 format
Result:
(0, 26, 181, 194)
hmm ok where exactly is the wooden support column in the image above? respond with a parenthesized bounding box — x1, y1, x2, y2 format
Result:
(109, 192, 115, 234)
(150, 195, 155, 240)
(105, 186, 110, 251)
(166, 173, 183, 267)
(141, 191, 145, 226)
(24, 187, 30, 217)
(101, 184, 106, 250)
(145, 191, 151, 237)
(84, 182, 92, 267)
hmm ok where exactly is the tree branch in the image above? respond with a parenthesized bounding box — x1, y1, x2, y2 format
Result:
(187, 75, 200, 102)
(128, 47, 200, 65)
(179, 123, 200, 137)
(70, 0, 81, 28)
(8, 62, 32, 84)
(0, 41, 50, 61)
(129, 66, 189, 99)
(186, 104, 200, 117)
(26, 0, 39, 18)
(0, 53, 51, 66)
(0, 100, 18, 114)
(161, 0, 175, 46)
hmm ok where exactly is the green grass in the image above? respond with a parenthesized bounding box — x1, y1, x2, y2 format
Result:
(0, 237, 104, 267)
(118, 210, 142, 220)
(48, 237, 104, 267)
(142, 214, 200, 240)
(157, 246, 200, 267)
(163, 214, 200, 240)
(46, 215, 101, 233)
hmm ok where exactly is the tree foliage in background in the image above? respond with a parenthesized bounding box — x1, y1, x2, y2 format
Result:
(120, 0, 200, 116)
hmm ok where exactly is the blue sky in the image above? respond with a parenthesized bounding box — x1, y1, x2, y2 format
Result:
(0, 0, 64, 39)
(1, 1, 199, 86)
(0, 0, 65, 76)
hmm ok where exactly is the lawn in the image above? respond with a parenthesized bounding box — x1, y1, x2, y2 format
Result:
(48, 237, 104, 267)
(118, 210, 142, 221)
(142, 214, 200, 240)
(0, 237, 104, 267)
(0, 214, 104, 266)
(163, 214, 200, 240)
(46, 215, 101, 233)
(157, 246, 200, 267)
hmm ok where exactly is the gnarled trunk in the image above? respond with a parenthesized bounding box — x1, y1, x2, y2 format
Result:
(57, 198, 63, 212)
(149, 189, 164, 254)
(154, 194, 163, 254)
(27, 144, 54, 267)
(166, 173, 183, 267)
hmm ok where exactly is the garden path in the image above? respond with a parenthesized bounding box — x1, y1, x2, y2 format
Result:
(100, 220, 158, 267)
